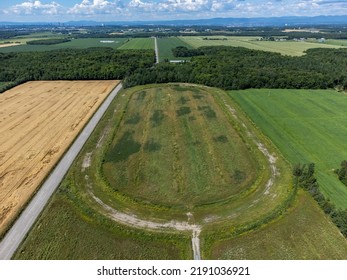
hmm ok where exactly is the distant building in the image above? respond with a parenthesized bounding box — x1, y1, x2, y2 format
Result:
(318, 38, 326, 43)
(170, 60, 186, 63)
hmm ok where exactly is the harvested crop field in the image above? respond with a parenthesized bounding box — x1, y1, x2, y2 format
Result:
(0, 80, 120, 236)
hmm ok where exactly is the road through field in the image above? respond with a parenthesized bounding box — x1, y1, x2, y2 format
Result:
(154, 37, 159, 64)
(0, 83, 123, 260)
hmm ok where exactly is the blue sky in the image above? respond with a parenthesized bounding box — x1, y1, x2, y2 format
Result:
(1, 0, 347, 22)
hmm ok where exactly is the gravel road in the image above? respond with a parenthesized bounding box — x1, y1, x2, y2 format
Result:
(0, 83, 123, 260)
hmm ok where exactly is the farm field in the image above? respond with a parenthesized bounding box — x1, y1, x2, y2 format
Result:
(14, 84, 301, 259)
(157, 37, 192, 62)
(209, 189, 347, 259)
(180, 36, 346, 56)
(230, 89, 347, 209)
(0, 38, 128, 52)
(0, 80, 120, 237)
(324, 39, 347, 46)
(118, 38, 154, 50)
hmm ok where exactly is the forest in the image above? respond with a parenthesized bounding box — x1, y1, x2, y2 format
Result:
(3, 45, 347, 93)
(0, 48, 154, 93)
(124, 46, 347, 90)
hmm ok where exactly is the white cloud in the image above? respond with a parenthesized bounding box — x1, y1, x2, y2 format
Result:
(68, 0, 123, 15)
(3, 0, 347, 20)
(4, 1, 62, 15)
(128, 0, 234, 13)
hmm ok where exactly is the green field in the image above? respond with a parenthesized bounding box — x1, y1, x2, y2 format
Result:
(180, 36, 346, 56)
(324, 39, 347, 47)
(14, 84, 346, 260)
(209, 189, 347, 259)
(0, 38, 128, 52)
(230, 89, 347, 209)
(118, 38, 154, 50)
(157, 37, 192, 62)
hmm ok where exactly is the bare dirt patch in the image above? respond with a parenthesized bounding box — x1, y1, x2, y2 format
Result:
(0, 43, 21, 48)
(0, 80, 120, 235)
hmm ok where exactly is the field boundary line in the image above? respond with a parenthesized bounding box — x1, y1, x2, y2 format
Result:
(0, 83, 123, 260)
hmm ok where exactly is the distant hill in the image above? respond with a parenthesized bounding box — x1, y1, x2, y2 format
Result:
(1, 15, 347, 27)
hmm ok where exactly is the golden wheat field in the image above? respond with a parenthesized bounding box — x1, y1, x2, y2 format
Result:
(0, 80, 120, 235)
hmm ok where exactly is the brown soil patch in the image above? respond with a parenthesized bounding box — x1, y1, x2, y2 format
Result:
(0, 80, 120, 235)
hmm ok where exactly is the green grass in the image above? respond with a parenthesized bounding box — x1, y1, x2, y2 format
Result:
(118, 38, 154, 50)
(324, 39, 347, 47)
(0, 38, 128, 52)
(157, 37, 192, 62)
(180, 36, 346, 56)
(208, 189, 347, 259)
(103, 85, 258, 208)
(230, 89, 347, 209)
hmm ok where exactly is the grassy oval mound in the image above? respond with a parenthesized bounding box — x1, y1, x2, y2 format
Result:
(81, 84, 293, 226)
(102, 85, 258, 208)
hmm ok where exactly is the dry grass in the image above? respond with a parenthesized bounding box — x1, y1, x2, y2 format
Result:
(0, 43, 21, 48)
(0, 80, 119, 236)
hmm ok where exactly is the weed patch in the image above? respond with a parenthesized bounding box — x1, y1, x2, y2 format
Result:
(176, 106, 191, 116)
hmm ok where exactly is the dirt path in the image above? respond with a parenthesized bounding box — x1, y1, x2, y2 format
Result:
(85, 173, 202, 259)
(221, 97, 278, 195)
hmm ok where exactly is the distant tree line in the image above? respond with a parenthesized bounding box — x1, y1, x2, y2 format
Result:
(0, 31, 30, 40)
(293, 163, 347, 237)
(26, 38, 71, 45)
(0, 48, 154, 93)
(335, 160, 347, 186)
(124, 46, 347, 90)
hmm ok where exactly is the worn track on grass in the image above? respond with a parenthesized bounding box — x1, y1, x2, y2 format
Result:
(79, 84, 290, 260)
